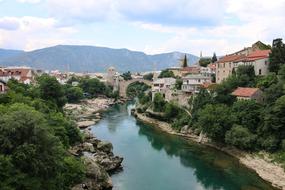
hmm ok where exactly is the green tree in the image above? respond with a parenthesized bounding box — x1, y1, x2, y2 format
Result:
(0, 104, 84, 190)
(175, 78, 183, 90)
(126, 82, 150, 98)
(158, 70, 175, 78)
(199, 58, 211, 67)
(153, 93, 166, 112)
(225, 125, 257, 150)
(65, 86, 83, 103)
(182, 54, 188, 67)
(121, 71, 132, 80)
(211, 52, 218, 63)
(236, 65, 256, 87)
(256, 73, 278, 90)
(37, 74, 67, 109)
(269, 38, 285, 73)
(143, 73, 154, 81)
(196, 104, 233, 142)
(231, 100, 262, 132)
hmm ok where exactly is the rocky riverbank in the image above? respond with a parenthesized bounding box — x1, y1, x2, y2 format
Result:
(70, 130, 123, 190)
(134, 111, 285, 190)
(64, 97, 124, 190)
(64, 97, 116, 129)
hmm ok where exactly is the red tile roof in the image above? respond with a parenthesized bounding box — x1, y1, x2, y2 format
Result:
(244, 50, 271, 61)
(181, 66, 200, 73)
(217, 54, 244, 63)
(232, 87, 260, 97)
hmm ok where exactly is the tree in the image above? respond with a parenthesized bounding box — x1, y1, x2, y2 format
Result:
(231, 100, 262, 132)
(126, 82, 150, 98)
(0, 104, 84, 189)
(164, 102, 181, 119)
(153, 93, 166, 112)
(65, 86, 83, 103)
(256, 73, 278, 90)
(236, 65, 256, 87)
(158, 70, 175, 78)
(278, 64, 285, 81)
(269, 38, 285, 73)
(181, 54, 188, 67)
(225, 125, 257, 150)
(175, 78, 183, 90)
(199, 58, 211, 67)
(37, 74, 67, 109)
(195, 104, 233, 142)
(121, 71, 132, 81)
(143, 73, 154, 81)
(79, 78, 107, 97)
(211, 52, 218, 63)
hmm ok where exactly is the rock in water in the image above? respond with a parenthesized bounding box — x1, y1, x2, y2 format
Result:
(97, 141, 113, 153)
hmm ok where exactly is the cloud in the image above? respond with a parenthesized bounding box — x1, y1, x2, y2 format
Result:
(44, 0, 226, 26)
(0, 17, 20, 30)
(0, 16, 77, 51)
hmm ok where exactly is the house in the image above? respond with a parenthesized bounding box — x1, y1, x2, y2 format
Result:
(0, 67, 34, 84)
(232, 87, 263, 102)
(0, 80, 6, 93)
(152, 77, 176, 99)
(234, 50, 271, 76)
(180, 66, 200, 76)
(216, 42, 271, 84)
(216, 54, 244, 83)
(181, 74, 212, 94)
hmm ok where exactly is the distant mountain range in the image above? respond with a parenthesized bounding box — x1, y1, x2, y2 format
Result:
(0, 45, 199, 72)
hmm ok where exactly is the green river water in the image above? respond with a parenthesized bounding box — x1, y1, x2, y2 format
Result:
(91, 103, 277, 190)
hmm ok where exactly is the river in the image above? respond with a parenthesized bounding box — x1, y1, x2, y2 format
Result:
(91, 103, 276, 190)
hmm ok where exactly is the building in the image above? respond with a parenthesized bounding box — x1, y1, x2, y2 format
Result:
(152, 77, 176, 99)
(180, 66, 200, 76)
(0, 67, 34, 84)
(181, 74, 212, 94)
(234, 50, 271, 76)
(216, 42, 271, 84)
(232, 87, 263, 102)
(0, 80, 6, 93)
(216, 54, 244, 83)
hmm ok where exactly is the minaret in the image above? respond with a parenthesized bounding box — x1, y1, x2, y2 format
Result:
(200, 51, 203, 59)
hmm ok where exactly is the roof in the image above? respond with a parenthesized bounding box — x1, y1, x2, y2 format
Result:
(244, 50, 271, 61)
(181, 66, 200, 73)
(217, 54, 244, 63)
(153, 77, 176, 84)
(183, 74, 211, 79)
(207, 63, 216, 69)
(231, 87, 260, 97)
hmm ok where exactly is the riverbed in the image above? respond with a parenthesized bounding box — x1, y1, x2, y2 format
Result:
(91, 103, 277, 190)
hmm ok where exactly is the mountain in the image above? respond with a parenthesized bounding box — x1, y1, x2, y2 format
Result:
(0, 49, 24, 59)
(0, 45, 199, 72)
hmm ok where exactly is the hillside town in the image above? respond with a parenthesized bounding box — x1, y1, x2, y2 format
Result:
(0, 40, 272, 104)
(1, 39, 285, 190)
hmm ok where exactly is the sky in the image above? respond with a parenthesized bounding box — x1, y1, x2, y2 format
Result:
(0, 0, 285, 56)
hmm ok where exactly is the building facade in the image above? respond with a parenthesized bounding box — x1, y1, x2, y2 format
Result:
(152, 77, 176, 99)
(181, 74, 212, 94)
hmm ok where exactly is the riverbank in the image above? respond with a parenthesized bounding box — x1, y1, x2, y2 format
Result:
(64, 97, 124, 190)
(134, 111, 285, 190)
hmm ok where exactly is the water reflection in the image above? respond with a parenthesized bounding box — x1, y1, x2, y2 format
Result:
(93, 103, 276, 190)
(137, 121, 276, 190)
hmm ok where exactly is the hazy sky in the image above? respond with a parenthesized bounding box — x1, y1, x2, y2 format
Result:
(0, 0, 284, 56)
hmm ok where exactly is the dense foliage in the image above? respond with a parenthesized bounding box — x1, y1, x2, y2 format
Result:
(0, 76, 86, 190)
(199, 58, 211, 67)
(143, 73, 154, 81)
(158, 69, 175, 78)
(121, 71, 132, 81)
(126, 82, 150, 98)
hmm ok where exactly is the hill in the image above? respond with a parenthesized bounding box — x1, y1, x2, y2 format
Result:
(0, 45, 199, 72)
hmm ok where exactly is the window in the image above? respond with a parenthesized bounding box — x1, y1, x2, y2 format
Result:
(198, 79, 201, 83)
(259, 69, 262, 75)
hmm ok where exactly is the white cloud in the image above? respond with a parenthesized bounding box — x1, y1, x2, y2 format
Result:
(0, 16, 77, 51)
(0, 17, 21, 30)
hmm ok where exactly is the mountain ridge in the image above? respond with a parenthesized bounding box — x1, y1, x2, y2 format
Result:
(0, 45, 199, 72)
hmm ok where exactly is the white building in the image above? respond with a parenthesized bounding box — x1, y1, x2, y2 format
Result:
(182, 74, 211, 94)
(152, 77, 176, 99)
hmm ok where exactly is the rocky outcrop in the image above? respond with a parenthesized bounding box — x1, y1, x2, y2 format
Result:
(71, 130, 123, 190)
